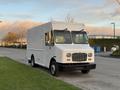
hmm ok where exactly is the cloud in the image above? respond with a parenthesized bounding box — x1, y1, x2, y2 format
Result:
(0, 0, 30, 4)
(0, 0, 82, 5)
(10, 13, 35, 19)
(105, 0, 120, 6)
(76, 0, 120, 21)
(104, 0, 115, 5)
(0, 0, 119, 27)
(0, 20, 42, 39)
(0, 20, 120, 41)
(86, 26, 120, 36)
(116, 0, 120, 5)
(110, 7, 120, 17)
(102, 0, 120, 17)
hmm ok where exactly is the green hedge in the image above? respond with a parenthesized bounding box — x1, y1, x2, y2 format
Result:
(89, 39, 120, 51)
(111, 50, 120, 57)
(0, 45, 26, 49)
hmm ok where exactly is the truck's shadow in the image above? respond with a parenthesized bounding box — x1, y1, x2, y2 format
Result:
(58, 71, 92, 78)
(35, 64, 92, 77)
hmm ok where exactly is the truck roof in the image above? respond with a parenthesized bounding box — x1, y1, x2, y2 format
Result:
(51, 21, 85, 31)
(30, 21, 85, 31)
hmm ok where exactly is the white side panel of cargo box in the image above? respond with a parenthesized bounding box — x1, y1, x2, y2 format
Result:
(26, 22, 53, 67)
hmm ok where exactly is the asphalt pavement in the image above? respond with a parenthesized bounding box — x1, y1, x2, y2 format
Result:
(0, 47, 120, 90)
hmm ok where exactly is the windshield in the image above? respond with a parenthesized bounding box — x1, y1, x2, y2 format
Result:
(54, 30, 72, 44)
(54, 30, 88, 44)
(72, 31, 88, 44)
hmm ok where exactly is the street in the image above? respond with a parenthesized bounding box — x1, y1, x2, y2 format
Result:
(0, 47, 120, 90)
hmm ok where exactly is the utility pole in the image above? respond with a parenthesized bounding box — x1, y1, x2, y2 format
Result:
(111, 22, 116, 39)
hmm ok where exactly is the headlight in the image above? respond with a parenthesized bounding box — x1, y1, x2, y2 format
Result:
(66, 53, 71, 57)
(88, 53, 92, 57)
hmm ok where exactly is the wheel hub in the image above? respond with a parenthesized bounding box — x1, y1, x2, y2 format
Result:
(51, 65, 55, 74)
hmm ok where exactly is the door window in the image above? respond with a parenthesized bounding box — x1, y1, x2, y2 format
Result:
(45, 32, 54, 46)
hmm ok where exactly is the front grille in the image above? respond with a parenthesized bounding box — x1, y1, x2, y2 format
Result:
(72, 53, 87, 61)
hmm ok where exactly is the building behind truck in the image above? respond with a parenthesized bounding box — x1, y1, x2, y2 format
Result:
(26, 21, 96, 76)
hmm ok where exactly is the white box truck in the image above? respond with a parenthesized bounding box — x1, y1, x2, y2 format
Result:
(27, 21, 96, 76)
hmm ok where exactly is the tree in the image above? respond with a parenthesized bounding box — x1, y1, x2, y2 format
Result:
(2, 32, 18, 46)
(17, 31, 25, 47)
(16, 22, 27, 48)
(65, 14, 74, 24)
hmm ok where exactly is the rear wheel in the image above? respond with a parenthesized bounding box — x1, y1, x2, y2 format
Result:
(49, 61, 59, 76)
(81, 70, 90, 74)
(31, 56, 36, 67)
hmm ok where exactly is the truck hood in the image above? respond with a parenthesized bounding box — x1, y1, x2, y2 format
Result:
(55, 44, 94, 52)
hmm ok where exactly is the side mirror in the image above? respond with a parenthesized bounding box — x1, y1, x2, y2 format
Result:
(47, 41, 54, 46)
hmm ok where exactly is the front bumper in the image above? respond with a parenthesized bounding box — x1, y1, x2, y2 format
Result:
(58, 63, 96, 70)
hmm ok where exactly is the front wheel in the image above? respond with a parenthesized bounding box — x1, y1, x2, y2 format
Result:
(49, 61, 59, 76)
(31, 56, 36, 67)
(81, 70, 90, 74)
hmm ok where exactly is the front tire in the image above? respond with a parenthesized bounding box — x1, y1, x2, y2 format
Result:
(49, 61, 59, 76)
(31, 56, 36, 67)
(81, 70, 90, 74)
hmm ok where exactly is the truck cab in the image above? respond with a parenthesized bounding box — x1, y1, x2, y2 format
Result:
(27, 21, 96, 76)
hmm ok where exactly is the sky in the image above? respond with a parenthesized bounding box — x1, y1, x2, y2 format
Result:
(0, 0, 120, 39)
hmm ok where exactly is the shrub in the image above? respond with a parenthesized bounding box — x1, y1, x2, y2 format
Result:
(111, 50, 120, 57)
